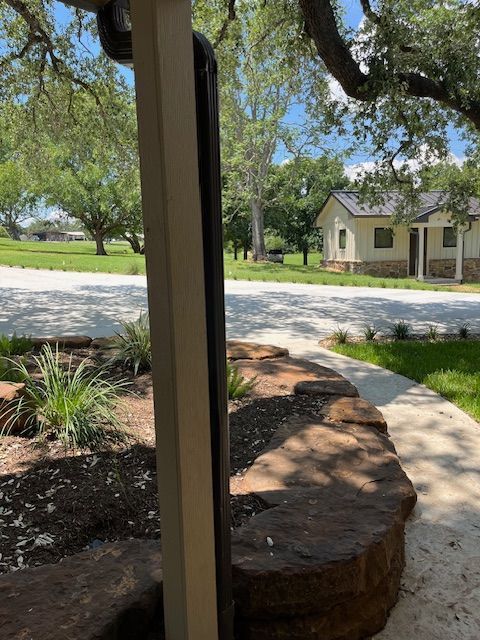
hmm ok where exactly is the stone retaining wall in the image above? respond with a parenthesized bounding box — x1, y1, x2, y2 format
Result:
(0, 343, 417, 640)
(323, 259, 409, 278)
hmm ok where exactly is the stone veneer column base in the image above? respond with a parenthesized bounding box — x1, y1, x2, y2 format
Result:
(429, 258, 480, 281)
(323, 260, 409, 278)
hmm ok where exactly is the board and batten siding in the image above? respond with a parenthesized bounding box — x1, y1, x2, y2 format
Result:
(423, 212, 480, 260)
(321, 198, 356, 261)
(354, 218, 410, 262)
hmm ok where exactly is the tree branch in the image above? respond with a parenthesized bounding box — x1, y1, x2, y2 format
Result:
(213, 0, 236, 48)
(298, 0, 480, 130)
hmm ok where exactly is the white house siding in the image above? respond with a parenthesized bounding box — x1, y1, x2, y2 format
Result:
(354, 218, 410, 262)
(321, 199, 356, 261)
(425, 216, 480, 260)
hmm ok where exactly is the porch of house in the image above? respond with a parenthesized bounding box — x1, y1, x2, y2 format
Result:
(408, 223, 465, 284)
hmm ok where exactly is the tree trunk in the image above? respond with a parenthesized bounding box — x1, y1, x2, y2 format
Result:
(303, 246, 309, 266)
(233, 241, 238, 261)
(123, 233, 142, 254)
(9, 225, 20, 240)
(243, 244, 248, 260)
(94, 231, 107, 256)
(251, 198, 266, 261)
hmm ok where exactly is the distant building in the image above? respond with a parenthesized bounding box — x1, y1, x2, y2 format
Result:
(33, 231, 87, 242)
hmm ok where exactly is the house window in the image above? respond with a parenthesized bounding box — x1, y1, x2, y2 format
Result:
(374, 228, 393, 249)
(443, 227, 457, 247)
(339, 229, 346, 249)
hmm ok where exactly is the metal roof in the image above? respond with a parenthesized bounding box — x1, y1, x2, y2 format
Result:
(330, 190, 480, 218)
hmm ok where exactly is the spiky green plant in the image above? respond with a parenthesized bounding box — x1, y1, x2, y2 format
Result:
(458, 322, 471, 339)
(363, 324, 379, 342)
(2, 345, 128, 448)
(227, 363, 256, 400)
(426, 325, 439, 341)
(390, 320, 412, 341)
(0, 356, 26, 383)
(0, 333, 33, 357)
(111, 312, 152, 375)
(332, 326, 349, 345)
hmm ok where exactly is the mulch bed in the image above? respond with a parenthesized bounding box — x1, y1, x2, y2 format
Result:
(0, 351, 328, 574)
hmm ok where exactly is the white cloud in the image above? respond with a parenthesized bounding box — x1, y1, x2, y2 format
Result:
(345, 149, 465, 182)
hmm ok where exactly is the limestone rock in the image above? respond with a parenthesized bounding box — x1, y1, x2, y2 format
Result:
(31, 335, 92, 349)
(0, 382, 31, 435)
(0, 540, 163, 640)
(234, 356, 350, 397)
(324, 396, 387, 433)
(232, 415, 417, 639)
(227, 341, 289, 361)
(295, 378, 359, 398)
(91, 336, 117, 350)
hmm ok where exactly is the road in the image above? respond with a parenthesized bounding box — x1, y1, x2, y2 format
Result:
(1, 266, 480, 340)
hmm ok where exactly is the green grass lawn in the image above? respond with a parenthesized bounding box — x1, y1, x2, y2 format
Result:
(1, 238, 480, 292)
(332, 340, 480, 421)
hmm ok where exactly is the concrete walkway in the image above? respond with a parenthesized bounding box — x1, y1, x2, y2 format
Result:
(2, 267, 480, 636)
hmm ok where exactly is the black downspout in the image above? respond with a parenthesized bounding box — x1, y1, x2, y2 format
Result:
(193, 32, 234, 640)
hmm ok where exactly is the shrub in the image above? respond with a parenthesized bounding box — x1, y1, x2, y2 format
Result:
(363, 324, 379, 342)
(0, 225, 10, 238)
(111, 312, 152, 375)
(0, 333, 33, 357)
(390, 320, 412, 341)
(227, 362, 256, 400)
(458, 322, 471, 339)
(426, 325, 439, 341)
(332, 326, 349, 344)
(2, 345, 127, 447)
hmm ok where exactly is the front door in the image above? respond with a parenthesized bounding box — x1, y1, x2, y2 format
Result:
(409, 232, 418, 276)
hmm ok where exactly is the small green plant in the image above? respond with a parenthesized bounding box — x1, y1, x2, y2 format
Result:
(458, 322, 471, 339)
(426, 325, 439, 341)
(2, 345, 127, 447)
(227, 362, 256, 400)
(0, 333, 33, 357)
(390, 320, 412, 341)
(332, 326, 349, 344)
(363, 324, 379, 342)
(111, 312, 152, 375)
(380, 281, 387, 288)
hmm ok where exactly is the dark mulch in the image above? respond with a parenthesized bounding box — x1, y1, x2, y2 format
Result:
(0, 359, 328, 574)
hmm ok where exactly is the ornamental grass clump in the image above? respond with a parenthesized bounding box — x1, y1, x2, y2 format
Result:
(426, 325, 439, 341)
(227, 362, 256, 400)
(2, 345, 128, 448)
(458, 322, 471, 339)
(332, 326, 349, 345)
(363, 324, 379, 342)
(111, 312, 152, 375)
(390, 320, 412, 341)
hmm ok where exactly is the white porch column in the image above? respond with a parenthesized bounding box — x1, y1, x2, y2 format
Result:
(417, 226, 425, 280)
(130, 2, 219, 640)
(456, 231, 465, 281)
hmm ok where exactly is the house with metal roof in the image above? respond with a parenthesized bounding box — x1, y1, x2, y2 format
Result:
(314, 190, 480, 282)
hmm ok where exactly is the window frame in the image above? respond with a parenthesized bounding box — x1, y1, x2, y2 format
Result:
(374, 227, 394, 249)
(338, 228, 346, 250)
(443, 227, 457, 248)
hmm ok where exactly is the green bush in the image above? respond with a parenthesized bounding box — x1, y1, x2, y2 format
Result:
(111, 312, 152, 375)
(0, 226, 10, 238)
(0, 333, 33, 357)
(227, 362, 256, 399)
(2, 345, 127, 448)
(426, 325, 439, 341)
